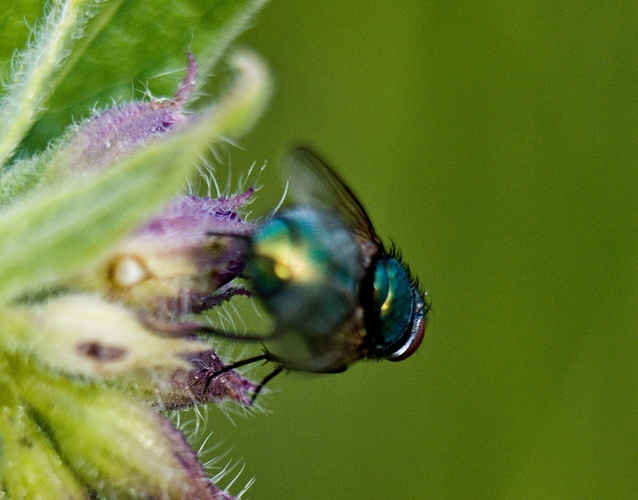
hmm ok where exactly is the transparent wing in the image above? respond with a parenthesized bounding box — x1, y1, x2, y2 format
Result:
(282, 146, 383, 246)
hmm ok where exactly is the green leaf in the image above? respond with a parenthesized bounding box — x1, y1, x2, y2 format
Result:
(0, 0, 43, 79)
(0, 0, 103, 168)
(18, 0, 268, 154)
(0, 153, 50, 207)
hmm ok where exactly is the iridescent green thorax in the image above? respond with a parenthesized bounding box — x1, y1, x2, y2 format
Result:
(246, 206, 363, 338)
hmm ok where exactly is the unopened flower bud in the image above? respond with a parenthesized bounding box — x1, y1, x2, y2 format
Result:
(94, 190, 255, 315)
(26, 294, 208, 378)
(48, 54, 198, 179)
(14, 358, 231, 499)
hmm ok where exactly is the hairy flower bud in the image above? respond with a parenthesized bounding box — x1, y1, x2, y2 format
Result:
(12, 357, 233, 499)
(26, 295, 208, 377)
(100, 190, 255, 315)
(48, 54, 198, 179)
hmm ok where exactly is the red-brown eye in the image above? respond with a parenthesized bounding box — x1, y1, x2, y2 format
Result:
(388, 315, 426, 362)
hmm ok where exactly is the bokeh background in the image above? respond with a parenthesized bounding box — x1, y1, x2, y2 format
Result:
(202, 2, 638, 499)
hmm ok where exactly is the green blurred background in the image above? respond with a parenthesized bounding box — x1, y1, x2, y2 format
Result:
(201, 2, 638, 499)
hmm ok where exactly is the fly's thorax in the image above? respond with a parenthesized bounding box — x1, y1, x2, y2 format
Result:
(365, 257, 426, 360)
(246, 206, 363, 336)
